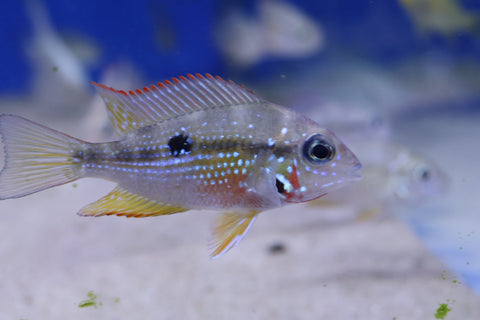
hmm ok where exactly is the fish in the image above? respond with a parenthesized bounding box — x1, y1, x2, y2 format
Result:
(0, 74, 361, 259)
(310, 141, 448, 218)
(216, 0, 324, 67)
(22, 0, 98, 119)
(398, 0, 480, 37)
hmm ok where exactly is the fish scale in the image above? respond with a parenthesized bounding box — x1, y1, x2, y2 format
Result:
(0, 73, 361, 258)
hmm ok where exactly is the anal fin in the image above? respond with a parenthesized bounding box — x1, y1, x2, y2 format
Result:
(209, 211, 259, 259)
(78, 186, 188, 218)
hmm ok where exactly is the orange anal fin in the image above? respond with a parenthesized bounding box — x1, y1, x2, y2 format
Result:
(209, 211, 259, 260)
(78, 186, 188, 218)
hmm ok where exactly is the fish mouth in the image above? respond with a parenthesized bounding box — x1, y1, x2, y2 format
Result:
(343, 147, 362, 181)
(338, 141, 362, 169)
(348, 172, 363, 181)
(348, 159, 362, 181)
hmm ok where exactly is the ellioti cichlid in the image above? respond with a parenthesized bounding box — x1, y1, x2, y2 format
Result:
(0, 74, 361, 258)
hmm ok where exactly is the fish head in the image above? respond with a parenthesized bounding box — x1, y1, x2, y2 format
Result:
(273, 117, 362, 204)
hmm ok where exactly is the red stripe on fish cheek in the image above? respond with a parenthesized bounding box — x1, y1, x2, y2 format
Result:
(284, 164, 303, 201)
(289, 164, 301, 190)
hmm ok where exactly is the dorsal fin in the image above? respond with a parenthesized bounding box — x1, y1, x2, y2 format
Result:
(91, 73, 264, 135)
(77, 186, 188, 218)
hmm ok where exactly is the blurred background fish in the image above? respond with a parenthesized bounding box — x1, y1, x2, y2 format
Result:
(24, 0, 100, 117)
(215, 0, 324, 67)
(309, 141, 449, 220)
(398, 0, 480, 37)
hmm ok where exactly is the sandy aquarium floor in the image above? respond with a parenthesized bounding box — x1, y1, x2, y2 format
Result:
(0, 111, 479, 320)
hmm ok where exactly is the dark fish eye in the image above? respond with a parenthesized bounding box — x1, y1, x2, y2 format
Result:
(414, 165, 431, 182)
(420, 169, 430, 181)
(302, 134, 335, 164)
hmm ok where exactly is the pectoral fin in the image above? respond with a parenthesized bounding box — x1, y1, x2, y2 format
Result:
(209, 211, 259, 259)
(78, 186, 188, 218)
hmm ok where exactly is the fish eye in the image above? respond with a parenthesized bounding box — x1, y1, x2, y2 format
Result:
(414, 165, 431, 182)
(302, 134, 335, 164)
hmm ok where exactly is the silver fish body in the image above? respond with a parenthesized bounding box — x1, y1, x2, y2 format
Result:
(77, 101, 360, 211)
(0, 74, 361, 258)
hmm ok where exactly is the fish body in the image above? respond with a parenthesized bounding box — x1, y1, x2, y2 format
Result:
(0, 74, 360, 258)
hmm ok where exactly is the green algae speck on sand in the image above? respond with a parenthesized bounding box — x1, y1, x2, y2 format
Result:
(78, 291, 102, 308)
(435, 303, 451, 319)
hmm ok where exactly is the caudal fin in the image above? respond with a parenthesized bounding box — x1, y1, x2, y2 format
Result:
(0, 114, 85, 199)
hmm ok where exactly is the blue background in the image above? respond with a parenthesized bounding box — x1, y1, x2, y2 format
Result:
(1, 0, 479, 94)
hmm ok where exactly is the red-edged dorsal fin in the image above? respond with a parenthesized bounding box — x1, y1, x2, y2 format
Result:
(91, 74, 264, 135)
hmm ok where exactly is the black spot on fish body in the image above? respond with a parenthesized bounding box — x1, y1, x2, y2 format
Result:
(168, 134, 192, 157)
(276, 178, 286, 194)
